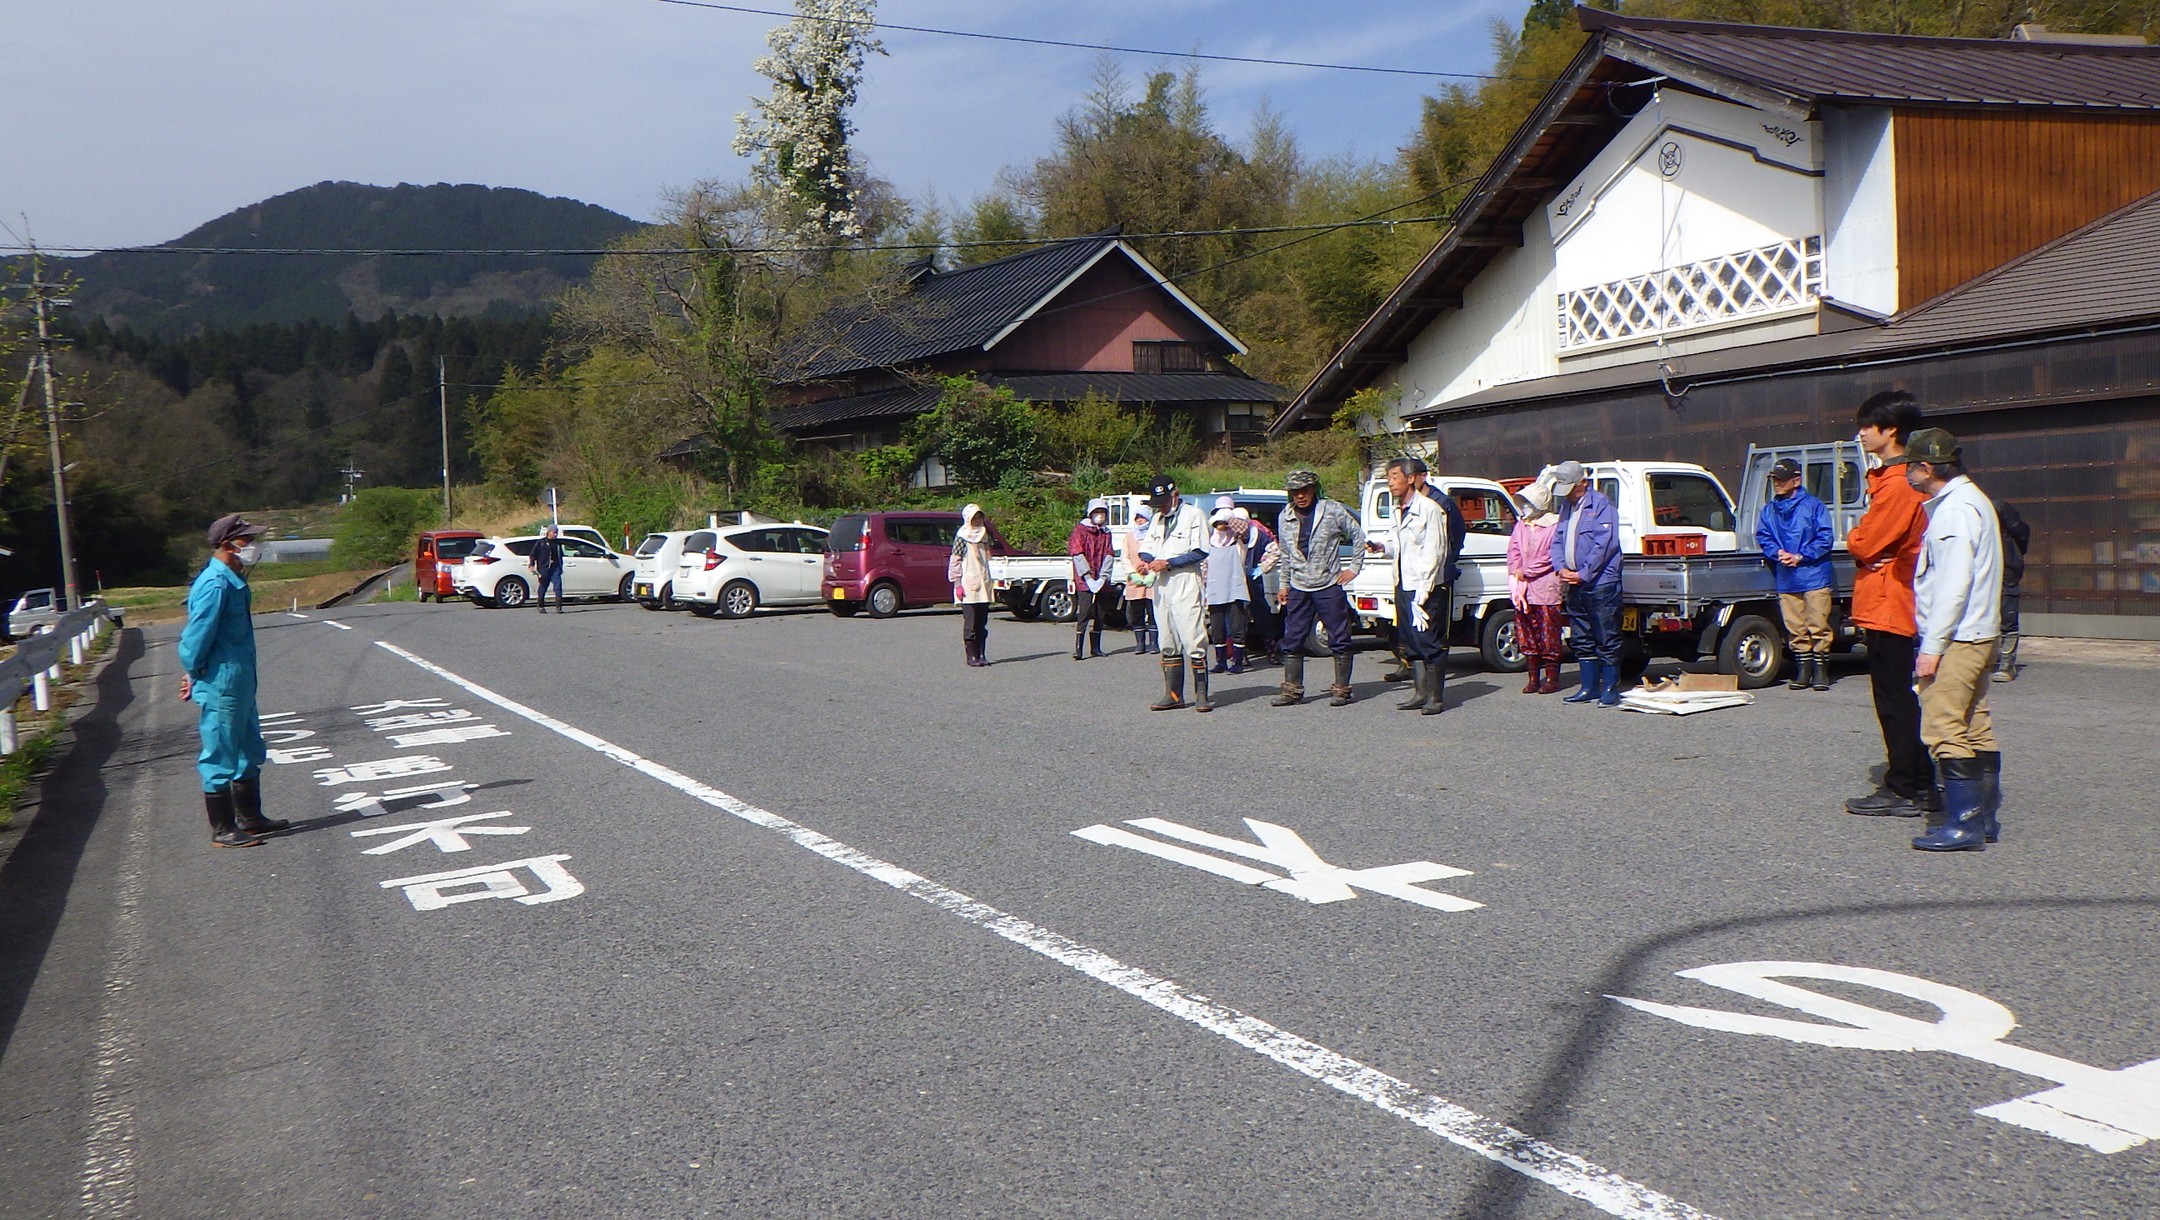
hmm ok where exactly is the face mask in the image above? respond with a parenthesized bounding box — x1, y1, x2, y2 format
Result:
(234, 544, 262, 567)
(1090, 513, 1107, 527)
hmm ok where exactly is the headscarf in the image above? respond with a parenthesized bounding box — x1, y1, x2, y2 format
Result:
(1081, 497, 1109, 531)
(957, 503, 988, 545)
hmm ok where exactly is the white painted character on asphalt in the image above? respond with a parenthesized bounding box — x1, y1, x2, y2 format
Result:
(349, 697, 453, 717)
(261, 727, 317, 744)
(386, 723, 509, 749)
(364, 709, 477, 732)
(332, 781, 479, 817)
(313, 755, 455, 786)
(1612, 960, 2160, 1153)
(266, 745, 334, 765)
(380, 854, 584, 911)
(1072, 817, 1482, 912)
(351, 811, 530, 855)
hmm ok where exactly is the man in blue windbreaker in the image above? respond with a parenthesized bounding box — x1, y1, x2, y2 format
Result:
(1756, 458, 1837, 691)
(178, 514, 290, 848)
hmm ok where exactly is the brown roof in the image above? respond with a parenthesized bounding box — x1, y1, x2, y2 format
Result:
(1272, 6, 2160, 435)
(1403, 186, 2160, 420)
(1583, 8, 2160, 114)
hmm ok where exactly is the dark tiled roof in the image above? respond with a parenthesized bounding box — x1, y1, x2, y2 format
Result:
(780, 236, 1120, 382)
(771, 386, 941, 433)
(1404, 186, 2160, 420)
(769, 372, 1286, 436)
(994, 372, 1287, 405)
(1584, 8, 2160, 112)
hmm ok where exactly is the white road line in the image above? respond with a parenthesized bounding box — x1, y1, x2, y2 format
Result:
(79, 669, 157, 1218)
(321, 620, 352, 631)
(286, 612, 310, 619)
(374, 640, 1721, 1220)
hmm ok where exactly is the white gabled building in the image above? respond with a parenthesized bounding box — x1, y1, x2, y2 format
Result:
(1274, 8, 2160, 637)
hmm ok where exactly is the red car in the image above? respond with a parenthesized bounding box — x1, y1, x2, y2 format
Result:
(415, 529, 484, 602)
(821, 511, 1012, 618)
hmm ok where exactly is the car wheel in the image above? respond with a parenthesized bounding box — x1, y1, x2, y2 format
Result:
(719, 581, 759, 619)
(1040, 583, 1075, 623)
(618, 574, 635, 602)
(494, 577, 529, 609)
(829, 601, 861, 617)
(1716, 613, 1784, 689)
(417, 589, 431, 603)
(658, 582, 675, 612)
(866, 582, 902, 618)
(1480, 607, 1526, 672)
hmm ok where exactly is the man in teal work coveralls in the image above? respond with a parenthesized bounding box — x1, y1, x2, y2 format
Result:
(178, 514, 291, 848)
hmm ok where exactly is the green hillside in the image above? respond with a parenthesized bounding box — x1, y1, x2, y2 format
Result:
(47, 181, 644, 334)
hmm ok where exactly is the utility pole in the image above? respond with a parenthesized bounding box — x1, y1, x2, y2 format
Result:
(339, 459, 365, 504)
(438, 356, 452, 525)
(30, 251, 81, 612)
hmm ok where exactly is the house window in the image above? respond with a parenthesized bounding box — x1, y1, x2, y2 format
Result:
(1223, 402, 1270, 432)
(1132, 341, 1207, 374)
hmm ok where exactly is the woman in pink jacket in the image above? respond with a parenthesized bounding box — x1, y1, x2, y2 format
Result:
(1122, 503, 1156, 654)
(1507, 486, 1565, 693)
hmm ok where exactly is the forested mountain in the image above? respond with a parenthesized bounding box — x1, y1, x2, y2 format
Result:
(45, 182, 642, 334)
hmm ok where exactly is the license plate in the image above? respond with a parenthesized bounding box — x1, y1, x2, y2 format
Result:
(635, 584, 652, 597)
(829, 587, 843, 599)
(1621, 607, 1641, 632)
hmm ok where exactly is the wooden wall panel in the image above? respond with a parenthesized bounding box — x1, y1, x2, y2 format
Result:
(1893, 109, 2160, 308)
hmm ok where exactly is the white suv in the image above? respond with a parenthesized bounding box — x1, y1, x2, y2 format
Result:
(456, 535, 636, 608)
(630, 531, 699, 610)
(675, 524, 831, 618)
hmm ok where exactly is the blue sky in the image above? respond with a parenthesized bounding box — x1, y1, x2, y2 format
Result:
(5, 0, 1532, 249)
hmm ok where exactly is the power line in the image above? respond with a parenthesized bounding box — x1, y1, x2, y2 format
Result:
(650, 0, 1562, 84)
(2, 213, 1453, 260)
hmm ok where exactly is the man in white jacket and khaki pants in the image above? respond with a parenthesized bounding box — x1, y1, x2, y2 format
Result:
(1889, 428, 2005, 852)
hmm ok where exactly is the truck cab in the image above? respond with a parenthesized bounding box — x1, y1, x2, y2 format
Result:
(1344, 475, 1526, 669)
(1580, 461, 1741, 554)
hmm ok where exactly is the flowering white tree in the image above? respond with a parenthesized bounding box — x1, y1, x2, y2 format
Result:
(732, 0, 885, 250)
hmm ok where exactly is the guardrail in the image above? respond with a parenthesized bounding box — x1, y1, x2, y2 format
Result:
(0, 601, 119, 754)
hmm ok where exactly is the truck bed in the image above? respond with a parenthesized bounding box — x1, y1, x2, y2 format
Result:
(1622, 552, 1857, 614)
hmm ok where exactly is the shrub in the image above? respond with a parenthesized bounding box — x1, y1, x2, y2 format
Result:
(332, 488, 444, 567)
(905, 377, 1042, 490)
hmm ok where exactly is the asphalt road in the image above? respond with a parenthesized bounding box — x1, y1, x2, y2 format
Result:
(2, 597, 2155, 1219)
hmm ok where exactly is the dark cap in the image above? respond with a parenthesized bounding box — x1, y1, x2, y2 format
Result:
(1147, 474, 1178, 508)
(206, 513, 267, 548)
(1285, 468, 1321, 492)
(1405, 457, 1429, 476)
(1768, 458, 1803, 481)
(1884, 427, 1962, 467)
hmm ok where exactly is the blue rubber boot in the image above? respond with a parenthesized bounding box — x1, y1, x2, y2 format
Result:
(1977, 751, 2002, 844)
(1563, 659, 1603, 704)
(1596, 659, 1624, 707)
(1912, 757, 1988, 851)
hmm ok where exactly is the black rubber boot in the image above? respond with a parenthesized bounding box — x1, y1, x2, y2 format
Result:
(1992, 634, 2019, 682)
(1422, 661, 1447, 716)
(231, 776, 290, 834)
(206, 789, 261, 848)
(1150, 658, 1186, 711)
(1273, 654, 1305, 706)
(1398, 662, 1428, 710)
(1090, 629, 1105, 658)
(1977, 750, 2003, 843)
(1073, 627, 1086, 660)
(1788, 654, 1809, 690)
(1811, 652, 1831, 691)
(1328, 654, 1355, 706)
(1383, 648, 1412, 683)
(1191, 657, 1213, 713)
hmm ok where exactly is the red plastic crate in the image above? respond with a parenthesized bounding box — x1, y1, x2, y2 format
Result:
(1642, 533, 1708, 556)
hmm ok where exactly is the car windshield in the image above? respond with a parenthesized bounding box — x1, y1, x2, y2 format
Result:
(828, 515, 867, 553)
(435, 537, 480, 561)
(635, 534, 670, 558)
(468, 541, 497, 559)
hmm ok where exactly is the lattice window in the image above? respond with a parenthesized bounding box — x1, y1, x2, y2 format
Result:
(1558, 237, 1824, 349)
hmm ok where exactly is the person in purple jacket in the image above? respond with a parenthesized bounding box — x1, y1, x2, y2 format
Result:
(1549, 461, 1625, 707)
(1755, 458, 1837, 691)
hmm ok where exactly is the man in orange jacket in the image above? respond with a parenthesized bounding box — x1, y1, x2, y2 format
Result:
(1843, 391, 1937, 819)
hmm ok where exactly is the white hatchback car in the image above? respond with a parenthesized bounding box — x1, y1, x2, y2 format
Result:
(675, 523, 831, 618)
(457, 534, 636, 608)
(629, 530, 699, 610)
